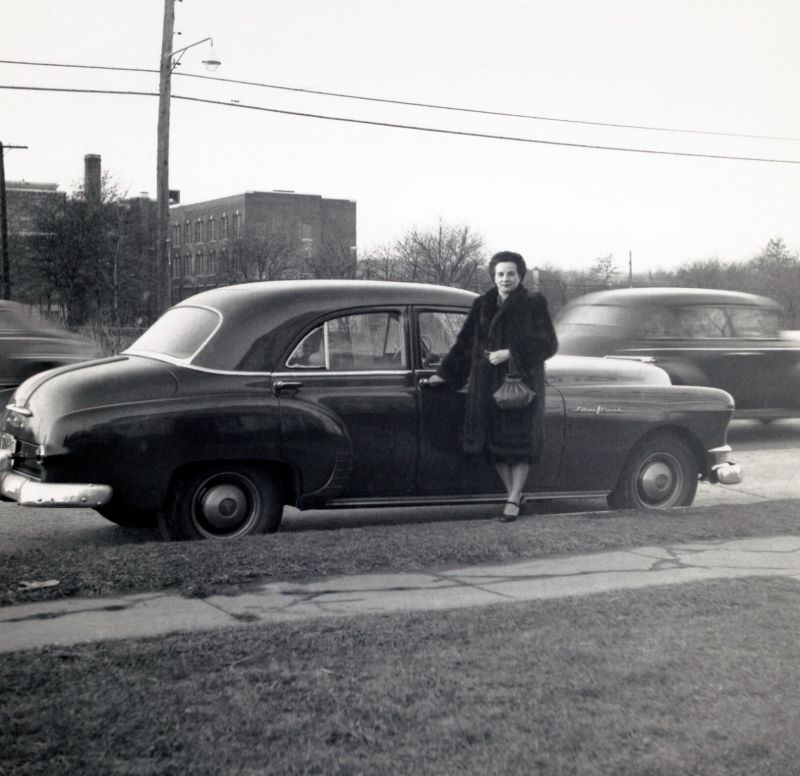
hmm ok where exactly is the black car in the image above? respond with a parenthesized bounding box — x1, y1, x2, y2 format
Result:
(0, 280, 740, 540)
(0, 301, 99, 401)
(556, 287, 800, 420)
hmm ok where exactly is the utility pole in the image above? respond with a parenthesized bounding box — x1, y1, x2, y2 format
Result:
(0, 142, 29, 299)
(156, 0, 176, 315)
(155, 0, 219, 315)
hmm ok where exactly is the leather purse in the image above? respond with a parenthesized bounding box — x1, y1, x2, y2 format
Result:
(493, 354, 536, 410)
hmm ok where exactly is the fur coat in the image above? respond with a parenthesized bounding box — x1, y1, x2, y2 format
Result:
(438, 285, 558, 461)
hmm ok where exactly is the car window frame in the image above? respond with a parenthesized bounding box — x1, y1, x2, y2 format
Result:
(280, 306, 412, 375)
(412, 305, 471, 370)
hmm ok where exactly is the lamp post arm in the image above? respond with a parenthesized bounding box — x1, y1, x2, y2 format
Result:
(169, 37, 213, 68)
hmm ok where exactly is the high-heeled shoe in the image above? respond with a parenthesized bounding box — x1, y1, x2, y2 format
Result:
(499, 500, 520, 522)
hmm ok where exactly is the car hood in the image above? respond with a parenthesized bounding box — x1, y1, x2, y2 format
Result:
(10, 355, 179, 417)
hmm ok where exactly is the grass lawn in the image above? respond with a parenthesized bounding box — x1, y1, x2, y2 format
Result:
(3, 576, 800, 775)
(2, 499, 800, 607)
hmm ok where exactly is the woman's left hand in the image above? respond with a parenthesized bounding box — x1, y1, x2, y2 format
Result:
(485, 348, 510, 366)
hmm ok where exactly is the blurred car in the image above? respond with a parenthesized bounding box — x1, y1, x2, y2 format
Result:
(556, 287, 800, 420)
(0, 301, 99, 402)
(0, 280, 740, 541)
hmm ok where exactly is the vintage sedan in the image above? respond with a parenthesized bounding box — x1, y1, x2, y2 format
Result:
(0, 280, 740, 541)
(556, 287, 800, 420)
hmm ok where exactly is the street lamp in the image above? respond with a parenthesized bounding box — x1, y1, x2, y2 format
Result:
(156, 0, 220, 314)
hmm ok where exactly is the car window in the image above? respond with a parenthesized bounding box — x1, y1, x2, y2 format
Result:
(418, 311, 468, 367)
(128, 306, 220, 360)
(728, 306, 780, 338)
(640, 305, 731, 339)
(286, 311, 406, 371)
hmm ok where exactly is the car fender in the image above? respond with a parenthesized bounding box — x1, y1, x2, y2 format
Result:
(647, 357, 711, 387)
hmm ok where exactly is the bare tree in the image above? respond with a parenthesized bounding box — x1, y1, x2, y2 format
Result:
(357, 243, 410, 281)
(589, 253, 619, 287)
(394, 221, 485, 290)
(225, 233, 299, 283)
(305, 231, 357, 279)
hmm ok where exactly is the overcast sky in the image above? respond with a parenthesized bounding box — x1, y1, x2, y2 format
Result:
(3, 0, 799, 274)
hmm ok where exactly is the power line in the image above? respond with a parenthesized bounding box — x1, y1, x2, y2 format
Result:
(2, 57, 799, 143)
(2, 83, 800, 165)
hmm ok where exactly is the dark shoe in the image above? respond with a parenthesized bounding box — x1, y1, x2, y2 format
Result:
(499, 500, 520, 522)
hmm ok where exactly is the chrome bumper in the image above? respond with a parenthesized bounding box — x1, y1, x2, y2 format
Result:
(707, 445, 742, 485)
(0, 449, 112, 507)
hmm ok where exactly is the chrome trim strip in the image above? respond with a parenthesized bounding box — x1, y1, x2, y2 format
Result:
(119, 355, 412, 378)
(327, 490, 608, 507)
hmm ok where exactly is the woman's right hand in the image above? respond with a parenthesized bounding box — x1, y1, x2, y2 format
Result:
(425, 374, 446, 386)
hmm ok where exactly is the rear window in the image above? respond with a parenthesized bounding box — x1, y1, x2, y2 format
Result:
(127, 306, 221, 360)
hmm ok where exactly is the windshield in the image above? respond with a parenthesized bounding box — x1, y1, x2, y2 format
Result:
(127, 306, 221, 360)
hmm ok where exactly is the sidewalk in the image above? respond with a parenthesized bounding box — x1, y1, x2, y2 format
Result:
(3, 533, 800, 653)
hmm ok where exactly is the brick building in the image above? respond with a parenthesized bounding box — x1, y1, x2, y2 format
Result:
(169, 190, 357, 300)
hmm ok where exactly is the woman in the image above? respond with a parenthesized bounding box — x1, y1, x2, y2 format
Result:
(428, 251, 558, 521)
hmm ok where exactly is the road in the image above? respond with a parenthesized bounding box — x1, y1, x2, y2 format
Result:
(1, 419, 798, 554)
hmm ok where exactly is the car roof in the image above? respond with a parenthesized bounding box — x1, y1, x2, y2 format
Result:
(565, 287, 783, 310)
(180, 280, 478, 370)
(182, 279, 477, 315)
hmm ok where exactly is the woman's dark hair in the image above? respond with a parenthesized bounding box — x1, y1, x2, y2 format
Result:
(488, 251, 527, 281)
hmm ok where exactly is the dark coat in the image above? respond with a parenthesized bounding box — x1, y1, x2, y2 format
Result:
(438, 285, 558, 461)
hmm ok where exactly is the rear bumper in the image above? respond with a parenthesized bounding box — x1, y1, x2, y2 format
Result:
(707, 445, 742, 485)
(0, 450, 112, 507)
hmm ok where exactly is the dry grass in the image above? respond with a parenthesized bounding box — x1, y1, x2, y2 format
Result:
(2, 499, 799, 608)
(3, 576, 800, 775)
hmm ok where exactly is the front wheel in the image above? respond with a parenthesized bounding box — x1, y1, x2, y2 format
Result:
(607, 433, 698, 510)
(159, 464, 283, 541)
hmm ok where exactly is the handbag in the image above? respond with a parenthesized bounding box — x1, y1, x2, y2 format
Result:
(493, 354, 536, 410)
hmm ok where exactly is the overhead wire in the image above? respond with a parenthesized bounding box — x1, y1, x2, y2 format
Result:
(1, 57, 799, 143)
(2, 83, 799, 165)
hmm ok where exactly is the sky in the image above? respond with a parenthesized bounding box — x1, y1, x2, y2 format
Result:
(3, 0, 800, 275)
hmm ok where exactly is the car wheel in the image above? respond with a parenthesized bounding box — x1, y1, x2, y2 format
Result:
(607, 433, 698, 510)
(95, 505, 158, 528)
(160, 464, 283, 541)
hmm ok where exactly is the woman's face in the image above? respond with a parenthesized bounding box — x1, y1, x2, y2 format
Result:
(493, 261, 522, 296)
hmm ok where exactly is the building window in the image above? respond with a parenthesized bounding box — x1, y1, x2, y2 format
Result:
(195, 220, 202, 242)
(232, 211, 240, 238)
(209, 217, 216, 241)
(172, 224, 181, 248)
(221, 213, 229, 239)
(184, 221, 190, 244)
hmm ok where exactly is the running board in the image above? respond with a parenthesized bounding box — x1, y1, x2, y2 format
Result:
(327, 491, 609, 508)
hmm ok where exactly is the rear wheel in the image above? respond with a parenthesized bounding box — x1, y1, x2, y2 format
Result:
(607, 433, 698, 510)
(159, 464, 283, 541)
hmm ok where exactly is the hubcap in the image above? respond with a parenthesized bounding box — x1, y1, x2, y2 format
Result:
(193, 476, 260, 538)
(637, 455, 681, 506)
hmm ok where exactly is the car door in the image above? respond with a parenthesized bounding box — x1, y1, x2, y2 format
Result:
(414, 307, 564, 496)
(630, 304, 778, 409)
(275, 308, 418, 499)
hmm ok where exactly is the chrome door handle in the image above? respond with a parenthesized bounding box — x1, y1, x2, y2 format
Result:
(273, 380, 303, 396)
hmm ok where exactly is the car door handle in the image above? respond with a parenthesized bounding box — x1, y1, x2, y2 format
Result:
(273, 380, 303, 396)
